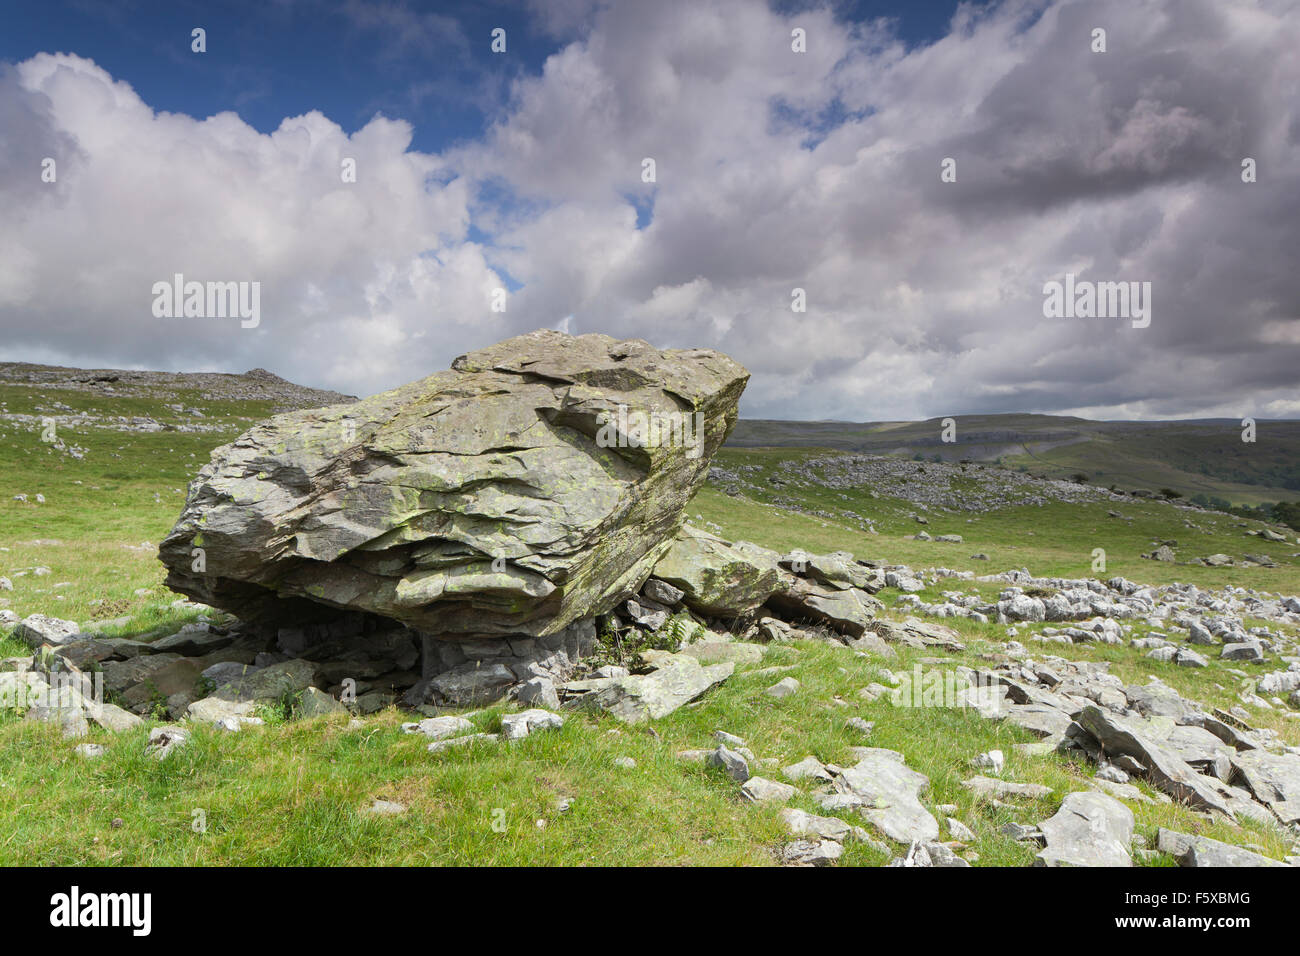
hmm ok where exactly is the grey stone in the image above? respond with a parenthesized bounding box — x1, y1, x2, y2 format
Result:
(831, 753, 939, 843)
(1156, 828, 1284, 867)
(783, 755, 833, 783)
(187, 696, 258, 725)
(1076, 705, 1234, 816)
(641, 578, 684, 606)
(781, 807, 853, 842)
(213, 659, 315, 703)
(149, 624, 234, 656)
(500, 708, 564, 741)
(652, 526, 780, 617)
(159, 331, 748, 643)
(200, 661, 261, 685)
(765, 677, 800, 699)
(708, 745, 751, 782)
(88, 701, 143, 733)
(947, 817, 976, 841)
(145, 725, 190, 760)
(1229, 750, 1300, 822)
(740, 776, 797, 804)
(14, 614, 81, 648)
(429, 662, 516, 706)
(568, 654, 733, 723)
(297, 686, 347, 717)
(516, 675, 561, 709)
(1222, 642, 1265, 663)
(403, 715, 475, 740)
(1035, 791, 1134, 867)
(962, 776, 1053, 800)
(780, 840, 843, 866)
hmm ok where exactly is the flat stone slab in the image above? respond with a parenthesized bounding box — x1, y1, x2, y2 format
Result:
(1035, 791, 1134, 867)
(834, 753, 938, 843)
(1156, 828, 1285, 867)
(740, 776, 796, 804)
(568, 654, 733, 723)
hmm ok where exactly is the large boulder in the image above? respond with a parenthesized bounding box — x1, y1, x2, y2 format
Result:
(159, 331, 747, 643)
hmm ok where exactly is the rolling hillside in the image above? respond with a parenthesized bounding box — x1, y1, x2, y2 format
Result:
(729, 415, 1300, 507)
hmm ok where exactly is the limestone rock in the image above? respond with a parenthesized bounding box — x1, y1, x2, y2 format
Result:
(651, 525, 780, 617)
(14, 614, 81, 648)
(145, 725, 190, 760)
(567, 654, 733, 723)
(297, 686, 347, 717)
(740, 776, 797, 804)
(160, 331, 748, 642)
(500, 708, 564, 740)
(829, 753, 939, 843)
(1076, 705, 1234, 816)
(1035, 791, 1134, 867)
(213, 659, 316, 704)
(708, 745, 751, 782)
(402, 715, 474, 740)
(780, 839, 842, 866)
(1156, 828, 1284, 867)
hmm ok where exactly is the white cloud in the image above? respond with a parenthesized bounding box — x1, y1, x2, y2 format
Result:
(2, 0, 1298, 422)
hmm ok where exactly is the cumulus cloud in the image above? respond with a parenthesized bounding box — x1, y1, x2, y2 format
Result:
(1, 0, 1298, 421)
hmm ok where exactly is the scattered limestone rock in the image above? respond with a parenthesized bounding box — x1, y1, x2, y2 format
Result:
(567, 654, 733, 723)
(361, 799, 407, 817)
(740, 776, 797, 804)
(707, 745, 751, 782)
(500, 708, 564, 741)
(962, 776, 1053, 800)
(765, 676, 800, 699)
(14, 614, 80, 648)
(145, 725, 190, 760)
(1035, 791, 1134, 867)
(1156, 827, 1284, 867)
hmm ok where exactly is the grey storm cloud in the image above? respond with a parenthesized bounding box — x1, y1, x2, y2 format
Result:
(0, 0, 1297, 423)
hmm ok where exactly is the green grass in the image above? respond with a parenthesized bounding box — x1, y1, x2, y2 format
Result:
(1, 384, 1297, 865)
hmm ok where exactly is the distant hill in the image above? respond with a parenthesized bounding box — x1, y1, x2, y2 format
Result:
(0, 362, 355, 414)
(728, 414, 1300, 507)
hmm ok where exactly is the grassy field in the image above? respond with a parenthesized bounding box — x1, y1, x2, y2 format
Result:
(2, 381, 1298, 866)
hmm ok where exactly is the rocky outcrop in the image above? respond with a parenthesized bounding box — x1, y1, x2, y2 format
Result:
(159, 330, 748, 648)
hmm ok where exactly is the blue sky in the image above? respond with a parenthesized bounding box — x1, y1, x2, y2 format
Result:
(2, 0, 986, 155)
(2, 0, 1297, 422)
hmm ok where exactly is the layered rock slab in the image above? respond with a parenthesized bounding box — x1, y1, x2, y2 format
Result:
(159, 330, 747, 643)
